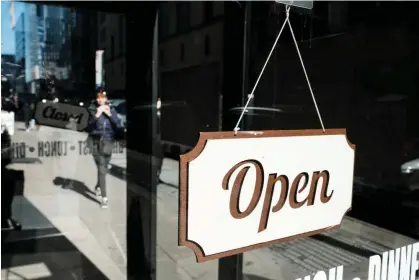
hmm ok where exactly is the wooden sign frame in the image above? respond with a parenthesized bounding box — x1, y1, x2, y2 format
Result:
(179, 128, 355, 263)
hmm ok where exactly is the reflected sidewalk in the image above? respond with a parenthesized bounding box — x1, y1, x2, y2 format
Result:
(3, 123, 127, 279)
(4, 123, 418, 280)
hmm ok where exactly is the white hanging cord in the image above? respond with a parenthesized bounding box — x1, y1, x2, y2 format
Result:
(233, 6, 291, 135)
(233, 5, 325, 135)
(287, 12, 325, 132)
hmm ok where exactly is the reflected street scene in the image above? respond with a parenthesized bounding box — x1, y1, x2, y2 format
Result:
(1, 2, 129, 279)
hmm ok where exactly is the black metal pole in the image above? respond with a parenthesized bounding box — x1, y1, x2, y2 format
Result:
(125, 3, 159, 279)
(149, 8, 159, 277)
(218, 2, 251, 280)
(218, 255, 244, 280)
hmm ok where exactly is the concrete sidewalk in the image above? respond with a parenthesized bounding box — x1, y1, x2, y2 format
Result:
(3, 124, 418, 280)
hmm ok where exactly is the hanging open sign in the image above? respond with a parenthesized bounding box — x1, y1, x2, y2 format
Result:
(179, 129, 355, 262)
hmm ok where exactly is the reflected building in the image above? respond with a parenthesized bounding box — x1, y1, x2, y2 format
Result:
(14, 14, 26, 85)
(97, 12, 126, 96)
(159, 2, 224, 73)
(155, 2, 351, 148)
(69, 8, 98, 96)
(157, 2, 225, 147)
(1, 55, 17, 96)
(22, 4, 72, 94)
(24, 4, 45, 92)
(96, 2, 225, 97)
(43, 5, 68, 81)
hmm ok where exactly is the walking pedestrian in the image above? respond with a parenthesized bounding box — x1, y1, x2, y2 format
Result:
(87, 91, 122, 208)
(1, 121, 22, 230)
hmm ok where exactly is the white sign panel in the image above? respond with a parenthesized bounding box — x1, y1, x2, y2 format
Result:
(179, 129, 355, 262)
(35, 101, 89, 131)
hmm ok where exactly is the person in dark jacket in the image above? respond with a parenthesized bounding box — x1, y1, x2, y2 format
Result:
(87, 91, 122, 208)
(1, 126, 22, 230)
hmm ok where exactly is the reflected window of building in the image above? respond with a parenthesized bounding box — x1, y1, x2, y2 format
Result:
(119, 15, 124, 54)
(36, 5, 43, 17)
(160, 49, 166, 67)
(204, 1, 214, 23)
(179, 43, 185, 61)
(100, 27, 106, 43)
(176, 2, 190, 33)
(204, 34, 210, 56)
(111, 35, 115, 59)
(159, 3, 169, 39)
(99, 12, 106, 24)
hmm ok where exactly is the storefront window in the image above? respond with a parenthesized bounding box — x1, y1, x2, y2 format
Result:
(156, 1, 418, 280)
(241, 2, 419, 280)
(2, 2, 418, 280)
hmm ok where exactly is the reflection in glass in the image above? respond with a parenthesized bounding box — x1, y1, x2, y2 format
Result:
(242, 2, 419, 280)
(2, 3, 127, 279)
(2, 1, 418, 280)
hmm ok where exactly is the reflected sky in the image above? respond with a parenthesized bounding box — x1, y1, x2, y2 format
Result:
(1, 1, 25, 55)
